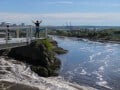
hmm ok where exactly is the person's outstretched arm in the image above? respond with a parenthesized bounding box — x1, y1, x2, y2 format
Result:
(32, 20, 35, 24)
(39, 20, 42, 24)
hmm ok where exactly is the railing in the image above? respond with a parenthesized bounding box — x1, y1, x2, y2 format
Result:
(0, 26, 48, 50)
(0, 26, 48, 43)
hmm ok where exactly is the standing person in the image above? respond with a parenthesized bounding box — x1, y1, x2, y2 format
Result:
(6, 25, 10, 40)
(32, 20, 42, 38)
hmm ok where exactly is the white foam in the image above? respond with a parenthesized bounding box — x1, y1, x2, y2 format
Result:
(89, 52, 102, 63)
(0, 57, 97, 90)
(98, 66, 104, 72)
(106, 44, 113, 48)
(92, 66, 112, 90)
(80, 69, 87, 75)
(96, 81, 112, 90)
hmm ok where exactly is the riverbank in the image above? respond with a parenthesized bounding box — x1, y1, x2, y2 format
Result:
(52, 35, 120, 44)
(49, 29, 120, 44)
(83, 38, 120, 44)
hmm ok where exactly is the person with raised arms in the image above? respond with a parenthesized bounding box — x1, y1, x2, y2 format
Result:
(32, 20, 42, 38)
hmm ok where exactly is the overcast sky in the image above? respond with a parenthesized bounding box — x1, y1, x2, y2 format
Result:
(0, 0, 120, 26)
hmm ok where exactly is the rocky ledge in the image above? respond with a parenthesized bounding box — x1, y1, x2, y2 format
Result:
(0, 81, 40, 90)
(6, 39, 67, 77)
(50, 40, 68, 54)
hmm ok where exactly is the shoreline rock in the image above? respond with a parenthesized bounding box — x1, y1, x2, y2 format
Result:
(53, 47, 68, 54)
(0, 80, 40, 90)
(50, 40, 68, 54)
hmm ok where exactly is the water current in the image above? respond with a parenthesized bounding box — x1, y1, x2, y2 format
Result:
(52, 36, 120, 90)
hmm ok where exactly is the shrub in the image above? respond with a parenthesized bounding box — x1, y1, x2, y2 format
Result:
(42, 39, 53, 51)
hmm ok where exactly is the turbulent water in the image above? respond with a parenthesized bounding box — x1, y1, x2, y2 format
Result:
(0, 56, 96, 90)
(51, 36, 120, 90)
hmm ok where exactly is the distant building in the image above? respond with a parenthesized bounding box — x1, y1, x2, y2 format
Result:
(12, 24, 17, 27)
(20, 23, 25, 26)
(0, 22, 6, 26)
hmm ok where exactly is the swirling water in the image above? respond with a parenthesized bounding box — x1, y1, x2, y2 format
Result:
(0, 56, 88, 90)
(52, 36, 120, 90)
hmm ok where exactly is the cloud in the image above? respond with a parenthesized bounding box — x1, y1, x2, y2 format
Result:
(42, 13, 120, 22)
(80, 1, 120, 7)
(47, 1, 73, 5)
(0, 12, 120, 26)
(46, 1, 120, 8)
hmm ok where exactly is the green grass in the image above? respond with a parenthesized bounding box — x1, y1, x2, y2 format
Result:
(35, 39, 53, 51)
(42, 39, 53, 51)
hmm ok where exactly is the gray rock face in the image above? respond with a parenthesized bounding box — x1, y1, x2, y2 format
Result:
(0, 81, 40, 90)
(0, 50, 5, 56)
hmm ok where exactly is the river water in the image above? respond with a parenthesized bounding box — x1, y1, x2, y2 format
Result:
(52, 36, 120, 90)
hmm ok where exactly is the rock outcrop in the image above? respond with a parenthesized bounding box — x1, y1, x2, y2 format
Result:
(7, 39, 62, 77)
(0, 81, 40, 90)
(50, 40, 68, 54)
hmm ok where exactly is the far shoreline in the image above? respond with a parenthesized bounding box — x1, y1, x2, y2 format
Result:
(51, 35, 120, 44)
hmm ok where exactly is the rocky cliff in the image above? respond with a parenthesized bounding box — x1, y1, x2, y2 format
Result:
(7, 39, 67, 77)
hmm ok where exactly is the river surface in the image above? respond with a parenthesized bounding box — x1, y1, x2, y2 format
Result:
(52, 36, 120, 90)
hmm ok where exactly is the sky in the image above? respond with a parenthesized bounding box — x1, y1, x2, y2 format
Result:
(0, 0, 120, 26)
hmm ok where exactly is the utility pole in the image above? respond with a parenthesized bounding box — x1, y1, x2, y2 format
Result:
(30, 26, 33, 41)
(6, 24, 10, 44)
(16, 27, 20, 38)
(26, 28, 29, 44)
(45, 27, 48, 38)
